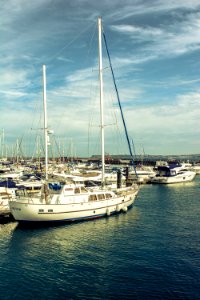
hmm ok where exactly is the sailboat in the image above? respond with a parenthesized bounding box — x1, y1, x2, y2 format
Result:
(9, 18, 139, 224)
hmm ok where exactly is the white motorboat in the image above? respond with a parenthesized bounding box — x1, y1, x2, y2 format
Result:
(128, 166, 156, 183)
(9, 18, 139, 225)
(150, 162, 196, 184)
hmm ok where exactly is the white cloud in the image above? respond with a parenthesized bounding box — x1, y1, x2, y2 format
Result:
(106, 0, 200, 21)
(0, 69, 29, 87)
(0, 90, 26, 98)
(111, 24, 163, 39)
(124, 91, 200, 154)
(110, 11, 200, 62)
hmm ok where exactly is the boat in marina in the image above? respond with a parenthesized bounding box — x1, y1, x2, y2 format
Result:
(128, 165, 156, 183)
(53, 167, 127, 188)
(0, 187, 16, 212)
(190, 163, 200, 175)
(150, 162, 196, 184)
(9, 18, 139, 225)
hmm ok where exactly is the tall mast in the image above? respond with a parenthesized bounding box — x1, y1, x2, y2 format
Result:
(42, 65, 48, 180)
(1, 128, 4, 159)
(98, 17, 105, 186)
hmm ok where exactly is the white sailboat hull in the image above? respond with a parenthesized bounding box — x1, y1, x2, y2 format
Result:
(9, 190, 138, 223)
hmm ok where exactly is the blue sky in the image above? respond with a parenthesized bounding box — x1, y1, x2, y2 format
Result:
(1, 0, 200, 158)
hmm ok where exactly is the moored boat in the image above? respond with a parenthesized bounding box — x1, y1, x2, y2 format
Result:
(9, 182, 138, 223)
(150, 162, 196, 184)
(0, 187, 16, 212)
(190, 163, 200, 175)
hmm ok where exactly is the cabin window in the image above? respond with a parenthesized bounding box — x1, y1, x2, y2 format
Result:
(171, 171, 175, 175)
(39, 209, 44, 213)
(48, 209, 53, 212)
(98, 194, 105, 200)
(89, 195, 97, 201)
(80, 187, 88, 193)
(105, 193, 112, 199)
(75, 188, 80, 194)
(34, 187, 40, 190)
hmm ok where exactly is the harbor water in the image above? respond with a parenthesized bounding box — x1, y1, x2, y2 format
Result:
(0, 177, 200, 300)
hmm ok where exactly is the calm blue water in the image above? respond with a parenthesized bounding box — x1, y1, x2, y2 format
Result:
(0, 177, 200, 300)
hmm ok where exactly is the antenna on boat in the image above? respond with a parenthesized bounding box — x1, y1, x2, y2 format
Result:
(98, 17, 105, 186)
(42, 65, 48, 181)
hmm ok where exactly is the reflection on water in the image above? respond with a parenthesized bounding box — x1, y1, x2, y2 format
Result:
(9, 207, 140, 255)
(0, 222, 18, 246)
(0, 208, 140, 300)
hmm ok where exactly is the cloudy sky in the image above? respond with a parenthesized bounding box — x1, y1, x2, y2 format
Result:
(1, 0, 200, 158)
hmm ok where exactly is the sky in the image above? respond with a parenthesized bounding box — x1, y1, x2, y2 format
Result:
(1, 0, 200, 158)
